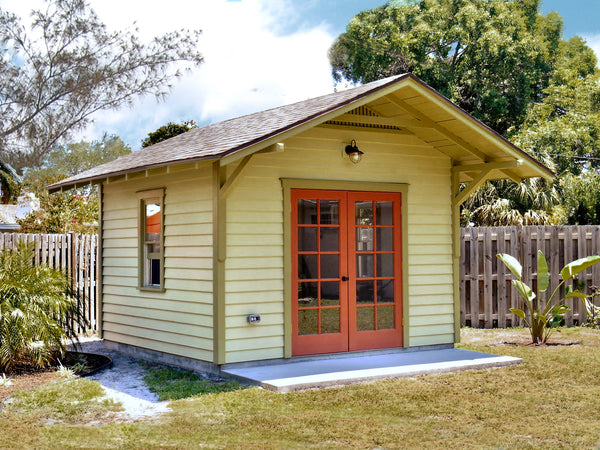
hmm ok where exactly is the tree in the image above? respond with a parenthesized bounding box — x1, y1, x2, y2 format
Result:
(18, 135, 129, 234)
(329, 0, 562, 135)
(17, 191, 98, 234)
(558, 172, 600, 225)
(461, 178, 559, 226)
(0, 0, 203, 173)
(24, 134, 131, 190)
(0, 158, 19, 203)
(141, 120, 198, 148)
(512, 37, 600, 177)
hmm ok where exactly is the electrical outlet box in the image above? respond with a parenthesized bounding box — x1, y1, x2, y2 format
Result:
(247, 314, 261, 324)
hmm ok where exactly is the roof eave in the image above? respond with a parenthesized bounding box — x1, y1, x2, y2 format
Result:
(48, 72, 553, 192)
(405, 77, 554, 181)
(48, 74, 414, 192)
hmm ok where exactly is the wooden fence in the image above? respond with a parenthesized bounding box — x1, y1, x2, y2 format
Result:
(4, 227, 599, 332)
(460, 226, 600, 328)
(0, 232, 97, 333)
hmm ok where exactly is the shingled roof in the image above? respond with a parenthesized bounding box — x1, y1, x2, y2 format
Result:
(49, 73, 553, 192)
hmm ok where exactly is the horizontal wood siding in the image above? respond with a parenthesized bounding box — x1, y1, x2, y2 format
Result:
(224, 127, 454, 363)
(101, 164, 214, 362)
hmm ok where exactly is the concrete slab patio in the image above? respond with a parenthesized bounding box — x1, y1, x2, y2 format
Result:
(222, 348, 521, 393)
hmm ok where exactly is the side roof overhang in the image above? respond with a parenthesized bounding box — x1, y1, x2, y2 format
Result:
(48, 73, 553, 193)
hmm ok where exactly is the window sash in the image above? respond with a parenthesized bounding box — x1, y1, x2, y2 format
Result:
(138, 189, 164, 290)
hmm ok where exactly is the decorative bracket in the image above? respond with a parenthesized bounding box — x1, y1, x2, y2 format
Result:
(452, 160, 522, 207)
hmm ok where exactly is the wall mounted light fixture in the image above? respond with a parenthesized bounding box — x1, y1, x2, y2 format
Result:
(345, 140, 364, 164)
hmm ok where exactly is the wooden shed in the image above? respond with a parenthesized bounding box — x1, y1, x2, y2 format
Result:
(50, 74, 552, 370)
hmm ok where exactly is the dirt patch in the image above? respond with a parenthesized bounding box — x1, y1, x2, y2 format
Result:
(1, 351, 112, 402)
(0, 371, 58, 402)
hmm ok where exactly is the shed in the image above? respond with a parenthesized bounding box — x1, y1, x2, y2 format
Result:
(50, 74, 552, 371)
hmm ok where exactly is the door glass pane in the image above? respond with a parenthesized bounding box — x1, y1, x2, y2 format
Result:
(377, 305, 395, 329)
(377, 280, 394, 303)
(356, 254, 374, 278)
(321, 282, 340, 306)
(376, 228, 393, 251)
(298, 310, 318, 335)
(298, 254, 317, 279)
(321, 308, 340, 334)
(356, 280, 374, 304)
(320, 228, 339, 252)
(376, 201, 393, 225)
(298, 227, 317, 252)
(298, 199, 317, 224)
(357, 307, 375, 331)
(355, 201, 373, 225)
(320, 200, 339, 224)
(320, 254, 339, 278)
(298, 282, 318, 307)
(356, 228, 373, 251)
(376, 254, 394, 277)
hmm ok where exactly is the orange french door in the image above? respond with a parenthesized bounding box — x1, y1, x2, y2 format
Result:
(292, 189, 403, 356)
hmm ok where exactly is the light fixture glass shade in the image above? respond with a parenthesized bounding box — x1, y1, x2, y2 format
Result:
(348, 151, 362, 164)
(345, 140, 364, 164)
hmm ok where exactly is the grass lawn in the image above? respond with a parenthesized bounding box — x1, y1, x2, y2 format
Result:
(2, 327, 600, 448)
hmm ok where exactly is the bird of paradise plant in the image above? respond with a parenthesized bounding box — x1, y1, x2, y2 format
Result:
(497, 251, 600, 344)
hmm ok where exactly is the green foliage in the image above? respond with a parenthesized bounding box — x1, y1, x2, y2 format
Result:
(512, 37, 600, 177)
(0, 241, 87, 372)
(144, 365, 243, 401)
(0, 0, 203, 172)
(497, 250, 600, 343)
(461, 178, 558, 226)
(330, 0, 562, 135)
(141, 120, 198, 148)
(18, 135, 129, 234)
(24, 135, 131, 190)
(580, 286, 600, 328)
(17, 192, 98, 234)
(0, 158, 20, 203)
(554, 172, 600, 225)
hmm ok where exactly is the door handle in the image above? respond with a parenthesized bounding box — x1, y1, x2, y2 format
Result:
(342, 276, 349, 281)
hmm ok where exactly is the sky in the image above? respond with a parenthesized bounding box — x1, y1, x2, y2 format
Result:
(1, 0, 600, 152)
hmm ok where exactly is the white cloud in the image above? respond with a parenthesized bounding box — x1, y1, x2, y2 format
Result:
(581, 33, 600, 65)
(0, 0, 337, 150)
(82, 0, 337, 149)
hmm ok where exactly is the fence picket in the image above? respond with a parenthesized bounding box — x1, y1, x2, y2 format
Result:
(3, 226, 599, 332)
(0, 232, 97, 333)
(461, 226, 600, 328)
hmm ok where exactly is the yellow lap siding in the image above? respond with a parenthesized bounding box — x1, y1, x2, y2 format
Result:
(411, 334, 455, 347)
(225, 348, 284, 363)
(101, 164, 215, 363)
(223, 127, 455, 363)
(103, 331, 213, 362)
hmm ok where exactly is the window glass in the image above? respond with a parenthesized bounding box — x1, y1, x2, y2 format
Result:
(140, 193, 163, 289)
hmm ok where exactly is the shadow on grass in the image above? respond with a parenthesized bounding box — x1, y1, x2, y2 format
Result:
(142, 365, 246, 401)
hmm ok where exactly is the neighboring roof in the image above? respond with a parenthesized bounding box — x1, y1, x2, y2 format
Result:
(0, 204, 18, 226)
(49, 74, 553, 192)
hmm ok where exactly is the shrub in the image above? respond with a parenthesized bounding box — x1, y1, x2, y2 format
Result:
(497, 250, 600, 344)
(0, 241, 87, 372)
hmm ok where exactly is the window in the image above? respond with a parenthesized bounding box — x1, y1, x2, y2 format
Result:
(138, 189, 164, 290)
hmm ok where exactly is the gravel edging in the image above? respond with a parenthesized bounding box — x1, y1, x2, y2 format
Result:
(72, 337, 170, 421)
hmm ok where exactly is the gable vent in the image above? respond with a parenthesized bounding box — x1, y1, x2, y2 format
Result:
(323, 105, 404, 131)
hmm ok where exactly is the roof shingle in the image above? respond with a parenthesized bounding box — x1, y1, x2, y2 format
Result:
(49, 75, 407, 191)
